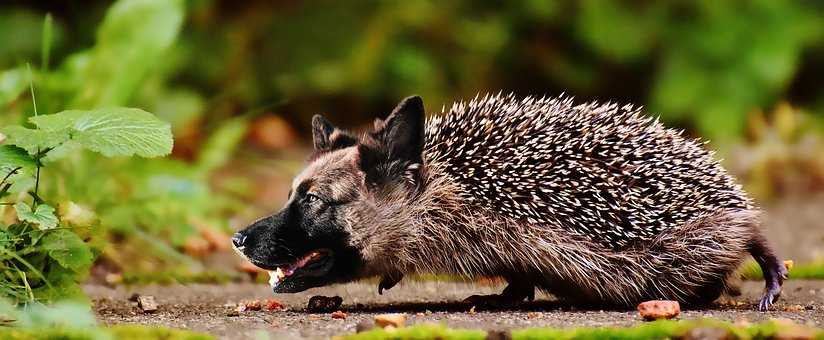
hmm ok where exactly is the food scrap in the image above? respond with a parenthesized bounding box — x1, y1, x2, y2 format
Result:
(265, 298, 285, 311)
(306, 295, 343, 312)
(637, 300, 680, 321)
(244, 300, 262, 311)
(374, 313, 406, 328)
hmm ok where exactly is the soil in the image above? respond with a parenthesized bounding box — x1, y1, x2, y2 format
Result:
(89, 280, 824, 340)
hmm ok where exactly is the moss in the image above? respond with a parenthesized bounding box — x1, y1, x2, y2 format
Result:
(338, 319, 824, 340)
(341, 324, 486, 340)
(739, 260, 824, 280)
(109, 325, 215, 339)
(0, 325, 213, 340)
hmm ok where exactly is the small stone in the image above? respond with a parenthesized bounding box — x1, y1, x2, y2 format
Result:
(306, 295, 343, 313)
(486, 330, 512, 340)
(226, 310, 240, 317)
(637, 300, 680, 321)
(415, 312, 425, 317)
(356, 320, 375, 333)
(783, 305, 804, 312)
(137, 295, 158, 313)
(805, 305, 815, 310)
(331, 310, 347, 319)
(244, 300, 262, 311)
(526, 312, 541, 319)
(375, 313, 406, 328)
(469, 306, 476, 314)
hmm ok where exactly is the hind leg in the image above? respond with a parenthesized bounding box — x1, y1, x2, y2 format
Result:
(464, 279, 534, 307)
(748, 231, 788, 311)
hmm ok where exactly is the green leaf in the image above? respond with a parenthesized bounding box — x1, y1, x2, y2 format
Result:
(14, 203, 58, 230)
(0, 67, 27, 107)
(40, 230, 94, 273)
(0, 145, 36, 184)
(29, 108, 173, 157)
(0, 125, 69, 155)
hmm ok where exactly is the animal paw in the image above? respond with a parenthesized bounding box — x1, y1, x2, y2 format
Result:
(758, 259, 788, 311)
(758, 287, 781, 311)
(378, 273, 403, 295)
(463, 294, 525, 308)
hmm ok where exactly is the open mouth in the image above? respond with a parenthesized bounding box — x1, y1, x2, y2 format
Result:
(268, 249, 332, 289)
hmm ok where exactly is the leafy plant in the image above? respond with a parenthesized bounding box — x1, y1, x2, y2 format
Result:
(0, 85, 173, 303)
(0, 0, 249, 282)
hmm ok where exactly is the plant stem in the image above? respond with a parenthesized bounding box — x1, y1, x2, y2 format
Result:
(26, 64, 42, 208)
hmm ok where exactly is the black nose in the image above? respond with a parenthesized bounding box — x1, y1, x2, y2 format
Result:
(232, 233, 247, 248)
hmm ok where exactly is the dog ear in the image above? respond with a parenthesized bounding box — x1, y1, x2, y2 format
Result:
(312, 114, 357, 152)
(312, 114, 335, 151)
(372, 96, 426, 164)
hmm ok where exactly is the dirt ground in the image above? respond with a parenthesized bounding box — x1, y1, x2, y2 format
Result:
(89, 279, 824, 340)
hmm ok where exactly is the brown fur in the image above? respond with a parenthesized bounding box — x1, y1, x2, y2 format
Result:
(293, 93, 784, 308)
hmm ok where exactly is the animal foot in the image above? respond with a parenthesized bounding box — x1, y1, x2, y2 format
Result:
(463, 294, 525, 308)
(378, 273, 403, 295)
(758, 286, 781, 312)
(464, 281, 534, 308)
(758, 263, 786, 311)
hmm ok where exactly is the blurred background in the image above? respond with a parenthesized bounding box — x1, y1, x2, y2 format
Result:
(1, 0, 823, 284)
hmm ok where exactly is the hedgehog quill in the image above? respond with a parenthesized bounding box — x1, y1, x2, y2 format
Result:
(233, 93, 787, 311)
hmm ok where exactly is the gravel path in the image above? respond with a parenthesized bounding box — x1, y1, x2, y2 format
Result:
(89, 280, 824, 339)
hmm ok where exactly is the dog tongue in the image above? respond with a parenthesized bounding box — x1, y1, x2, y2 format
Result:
(268, 251, 323, 288)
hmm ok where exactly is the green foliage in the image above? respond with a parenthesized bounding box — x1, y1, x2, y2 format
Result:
(0, 0, 248, 287)
(0, 14, 175, 302)
(342, 320, 824, 340)
(739, 260, 824, 280)
(13, 203, 57, 230)
(0, 300, 213, 339)
(73, 0, 184, 108)
(4, 108, 174, 157)
(0, 67, 27, 107)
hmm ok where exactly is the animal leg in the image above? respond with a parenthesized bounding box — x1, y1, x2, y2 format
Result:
(464, 279, 535, 307)
(748, 231, 787, 311)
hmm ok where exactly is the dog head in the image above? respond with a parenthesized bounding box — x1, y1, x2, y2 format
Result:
(233, 96, 426, 293)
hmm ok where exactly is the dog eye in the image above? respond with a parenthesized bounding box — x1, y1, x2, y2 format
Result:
(304, 193, 321, 204)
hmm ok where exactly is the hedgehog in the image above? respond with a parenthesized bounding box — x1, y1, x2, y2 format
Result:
(232, 93, 787, 311)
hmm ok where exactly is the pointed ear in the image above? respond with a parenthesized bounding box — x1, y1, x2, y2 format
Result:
(373, 96, 426, 164)
(312, 114, 357, 152)
(312, 114, 335, 151)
